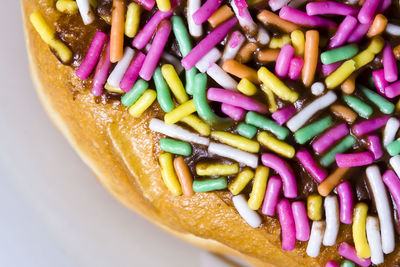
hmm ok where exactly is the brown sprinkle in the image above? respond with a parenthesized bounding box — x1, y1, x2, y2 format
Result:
(393, 44, 400, 61)
(367, 14, 388, 38)
(330, 104, 358, 123)
(222, 59, 259, 83)
(257, 10, 300, 33)
(236, 42, 258, 63)
(256, 48, 280, 63)
(318, 167, 350, 197)
(208, 5, 234, 28)
(341, 72, 359, 94)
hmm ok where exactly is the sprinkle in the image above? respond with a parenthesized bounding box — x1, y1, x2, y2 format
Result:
(222, 59, 258, 84)
(385, 23, 400, 36)
(125, 3, 140, 38)
(128, 89, 157, 118)
(208, 142, 258, 168)
(279, 6, 336, 28)
(330, 104, 358, 123)
(206, 63, 238, 91)
(383, 42, 398, 83)
(258, 132, 295, 158)
(321, 44, 358, 65)
(382, 170, 400, 226)
(360, 85, 394, 114)
(296, 149, 327, 183)
(221, 104, 246, 121)
(173, 156, 194, 197)
(269, 34, 291, 49)
(385, 80, 400, 98)
(325, 261, 339, 267)
(104, 83, 124, 94)
(366, 216, 384, 265)
(306, 1, 358, 16)
(153, 67, 174, 112)
(329, 16, 357, 49)
(275, 44, 295, 78)
(341, 72, 358, 94)
(91, 42, 111, 96)
(337, 181, 353, 224)
(291, 201, 310, 241)
(313, 124, 348, 154)
(246, 112, 289, 140)
(353, 37, 385, 69)
(149, 118, 210, 146)
(336, 152, 374, 168)
(307, 194, 322, 221)
(366, 135, 383, 160)
(256, 49, 280, 63)
(120, 52, 146, 92)
(322, 195, 339, 246)
(352, 203, 370, 258)
(262, 84, 278, 113)
(325, 60, 356, 89)
(107, 47, 135, 88)
(343, 94, 373, 119)
(338, 242, 371, 267)
(358, 0, 380, 24)
(237, 78, 257, 96)
(261, 153, 297, 198)
(208, 5, 234, 28)
(261, 176, 282, 216)
(372, 69, 388, 95)
(164, 100, 196, 125)
(237, 123, 257, 139)
(180, 115, 211, 136)
(238, 42, 258, 63)
(196, 48, 221, 73)
(110, 0, 125, 62)
(257, 10, 299, 33)
(302, 30, 320, 87)
(383, 118, 400, 147)
(56, 0, 79, 14)
(318, 167, 350, 197)
(221, 31, 245, 64)
(211, 131, 260, 153)
(187, 0, 203, 37)
(366, 165, 395, 254)
(288, 56, 304, 80)
(347, 21, 372, 43)
(196, 162, 239, 176)
(193, 177, 228, 192)
(320, 136, 356, 167)
(248, 166, 269, 210)
(277, 199, 296, 251)
(256, 26, 270, 45)
(76, 0, 95, 25)
(271, 107, 296, 126)
(133, 0, 155, 10)
(121, 79, 149, 107)
(322, 62, 342, 77)
(387, 139, 400, 156)
(161, 65, 188, 105)
(268, 0, 290, 11)
(367, 14, 388, 38)
(294, 116, 333, 145)
(159, 153, 182, 196)
(232, 194, 262, 228)
(390, 155, 400, 177)
(229, 168, 255, 195)
(352, 115, 390, 136)
(290, 30, 304, 57)
(307, 221, 326, 257)
(230, 0, 257, 36)
(156, 0, 171, 11)
(193, 0, 222, 25)
(160, 138, 192, 156)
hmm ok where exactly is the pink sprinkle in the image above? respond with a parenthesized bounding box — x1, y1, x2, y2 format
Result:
(288, 56, 304, 80)
(220, 103, 246, 121)
(352, 115, 390, 136)
(76, 31, 108, 80)
(372, 69, 388, 95)
(272, 106, 296, 125)
(358, 0, 381, 24)
(347, 21, 372, 43)
(279, 6, 336, 28)
(261, 153, 297, 198)
(312, 124, 349, 154)
(261, 176, 282, 216)
(325, 261, 339, 267)
(228, 31, 245, 48)
(338, 242, 371, 267)
(296, 149, 327, 183)
(377, 0, 391, 13)
(91, 41, 111, 96)
(120, 52, 146, 92)
(328, 16, 357, 49)
(291, 201, 310, 241)
(139, 20, 171, 81)
(182, 17, 238, 70)
(385, 81, 400, 98)
(306, 1, 358, 16)
(207, 87, 268, 114)
(233, 0, 248, 16)
(382, 170, 400, 225)
(366, 134, 383, 160)
(335, 152, 374, 167)
(277, 199, 296, 251)
(383, 42, 398, 83)
(193, 0, 223, 25)
(132, 10, 173, 50)
(276, 44, 295, 78)
(133, 0, 155, 10)
(337, 181, 353, 224)
(322, 62, 342, 77)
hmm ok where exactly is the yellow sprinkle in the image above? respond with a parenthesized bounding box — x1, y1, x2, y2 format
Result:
(257, 132, 295, 158)
(125, 3, 140, 38)
(104, 83, 124, 94)
(196, 162, 239, 176)
(248, 166, 269, 210)
(307, 194, 322, 221)
(258, 67, 299, 103)
(367, 36, 385, 54)
(156, 0, 171, 12)
(353, 203, 371, 258)
(164, 100, 196, 125)
(269, 34, 291, 49)
(48, 39, 73, 64)
(291, 30, 305, 57)
(159, 153, 182, 196)
(351, 37, 385, 70)
(161, 64, 189, 104)
(180, 115, 211, 136)
(260, 84, 278, 113)
(56, 0, 78, 14)
(211, 131, 260, 153)
(128, 89, 157, 118)
(325, 60, 356, 89)
(237, 78, 258, 96)
(228, 168, 255, 195)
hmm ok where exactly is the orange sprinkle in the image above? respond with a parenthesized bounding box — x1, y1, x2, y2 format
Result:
(330, 104, 358, 124)
(222, 59, 259, 83)
(318, 167, 350, 197)
(257, 10, 300, 33)
(173, 156, 194, 197)
(208, 5, 234, 28)
(110, 0, 125, 63)
(367, 14, 388, 38)
(393, 44, 400, 61)
(256, 49, 280, 63)
(236, 42, 258, 63)
(302, 30, 319, 87)
(341, 72, 359, 94)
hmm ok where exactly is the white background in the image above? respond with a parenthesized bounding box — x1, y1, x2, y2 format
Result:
(0, 2, 245, 266)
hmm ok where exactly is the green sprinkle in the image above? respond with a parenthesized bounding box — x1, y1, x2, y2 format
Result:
(192, 73, 232, 129)
(153, 67, 175, 112)
(340, 260, 355, 267)
(360, 84, 395, 114)
(237, 123, 258, 139)
(387, 139, 400, 156)
(245, 111, 289, 140)
(121, 79, 149, 107)
(294, 116, 333, 144)
(320, 135, 356, 167)
(193, 177, 228, 193)
(320, 44, 359, 65)
(343, 94, 373, 118)
(159, 138, 192, 156)
(185, 68, 197, 95)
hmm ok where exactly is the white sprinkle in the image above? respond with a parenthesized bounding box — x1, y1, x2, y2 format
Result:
(221, 31, 245, 64)
(311, 82, 325, 96)
(107, 47, 135, 87)
(187, 0, 203, 38)
(323, 195, 339, 246)
(207, 63, 238, 91)
(366, 165, 395, 254)
(232, 194, 262, 228)
(366, 216, 384, 265)
(149, 119, 210, 146)
(195, 48, 221, 73)
(257, 26, 271, 45)
(286, 91, 337, 132)
(208, 142, 258, 168)
(230, 0, 257, 35)
(76, 0, 95, 25)
(145, 44, 184, 74)
(390, 155, 400, 178)
(384, 117, 400, 147)
(306, 220, 326, 258)
(269, 0, 290, 11)
(386, 23, 400, 36)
